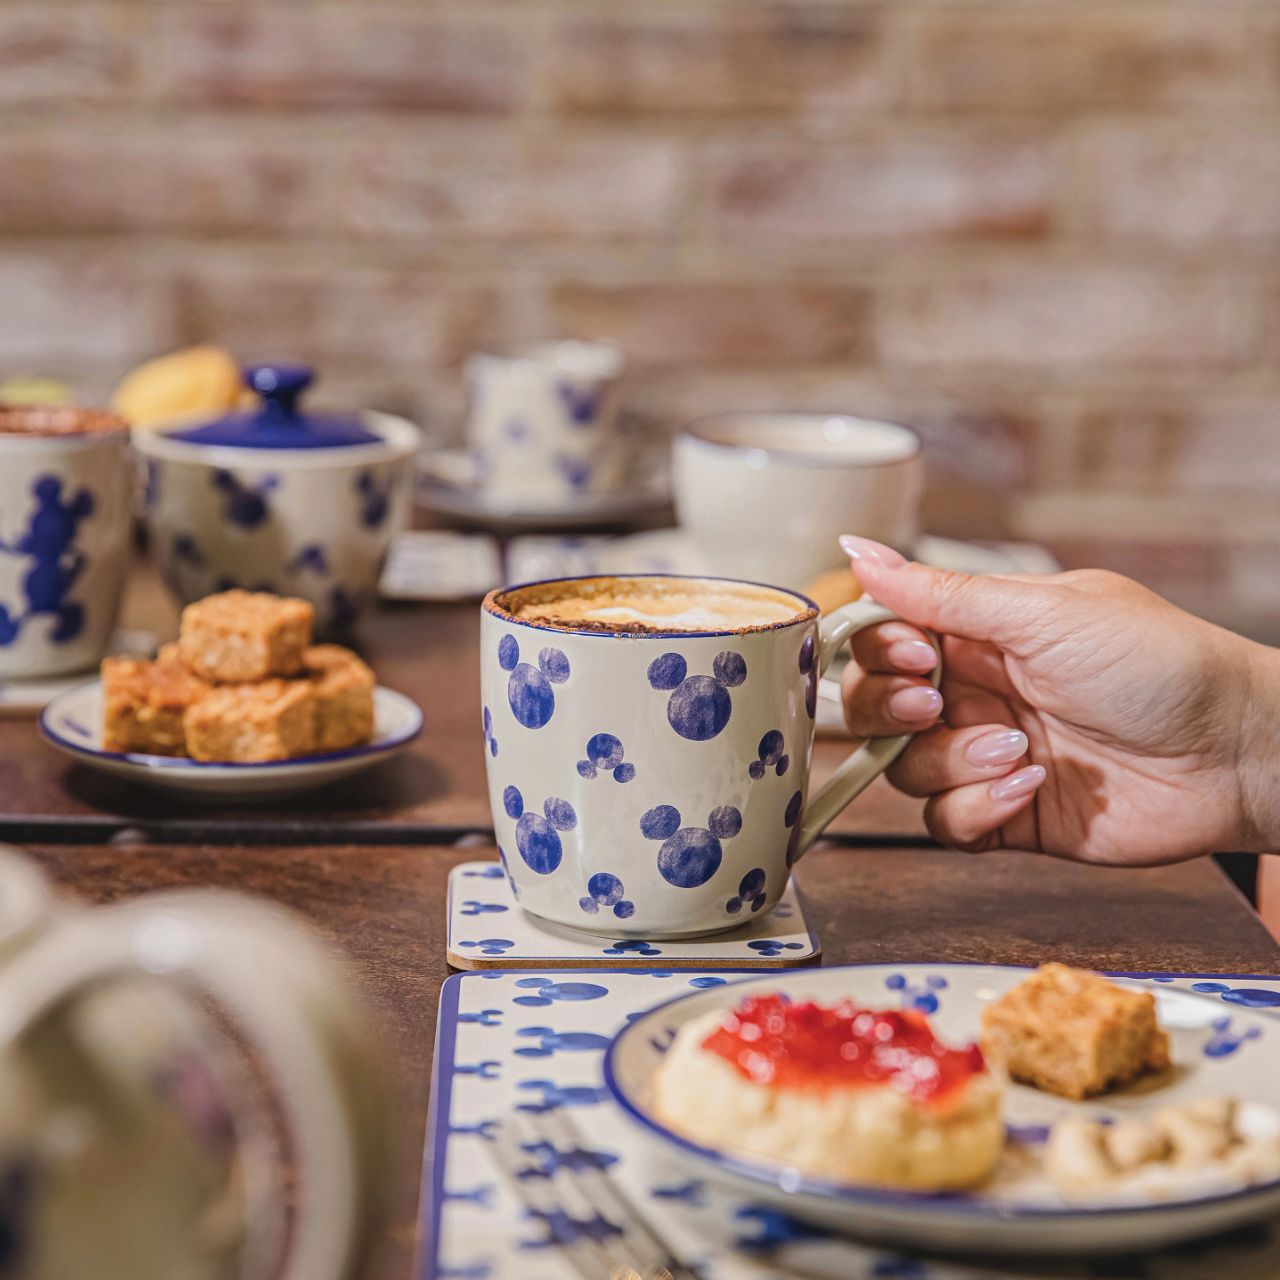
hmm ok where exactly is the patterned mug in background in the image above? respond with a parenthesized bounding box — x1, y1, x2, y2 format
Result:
(0, 407, 133, 680)
(464, 341, 625, 502)
(480, 575, 937, 939)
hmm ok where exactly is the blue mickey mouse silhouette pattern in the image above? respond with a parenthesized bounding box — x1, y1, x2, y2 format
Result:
(725, 868, 767, 915)
(514, 1027, 611, 1058)
(481, 706, 498, 757)
(886, 972, 948, 1014)
(504, 787, 576, 875)
(579, 872, 635, 920)
(784, 789, 804, 866)
(212, 469, 278, 530)
(576, 733, 635, 782)
(0, 474, 95, 647)
(355, 471, 393, 529)
(556, 381, 605, 426)
(647, 650, 746, 741)
(499, 634, 570, 729)
(799, 632, 818, 718)
(640, 803, 742, 888)
(512, 977, 608, 1007)
(748, 729, 789, 780)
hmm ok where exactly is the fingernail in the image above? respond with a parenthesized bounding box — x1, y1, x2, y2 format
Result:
(887, 639, 937, 672)
(965, 728, 1028, 768)
(990, 764, 1046, 802)
(888, 685, 943, 723)
(839, 535, 906, 570)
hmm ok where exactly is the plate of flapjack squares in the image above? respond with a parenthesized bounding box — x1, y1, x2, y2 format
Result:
(607, 962, 1280, 1257)
(40, 590, 422, 798)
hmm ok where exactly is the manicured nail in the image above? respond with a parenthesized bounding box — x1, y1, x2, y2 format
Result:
(839, 535, 906, 570)
(887, 639, 937, 672)
(965, 728, 1028, 768)
(989, 764, 1046, 802)
(888, 685, 943, 723)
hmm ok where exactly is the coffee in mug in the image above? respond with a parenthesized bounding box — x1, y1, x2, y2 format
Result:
(480, 574, 937, 938)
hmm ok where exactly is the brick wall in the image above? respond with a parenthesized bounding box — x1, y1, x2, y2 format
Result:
(2, 1, 1279, 638)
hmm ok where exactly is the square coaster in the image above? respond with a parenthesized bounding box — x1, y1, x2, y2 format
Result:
(446, 861, 820, 970)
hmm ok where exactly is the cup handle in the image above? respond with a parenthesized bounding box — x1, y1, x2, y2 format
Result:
(793, 600, 941, 862)
(0, 885, 389, 1280)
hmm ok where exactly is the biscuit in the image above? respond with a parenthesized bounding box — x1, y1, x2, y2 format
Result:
(178, 590, 312, 683)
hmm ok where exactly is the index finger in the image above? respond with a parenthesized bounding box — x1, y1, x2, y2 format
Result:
(849, 620, 937, 675)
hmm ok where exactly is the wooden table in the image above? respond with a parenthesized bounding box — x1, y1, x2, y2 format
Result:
(21, 839, 1280, 1279)
(0, 566, 926, 845)
(6, 567, 1279, 1278)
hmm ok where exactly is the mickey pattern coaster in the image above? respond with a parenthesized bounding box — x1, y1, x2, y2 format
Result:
(447, 861, 820, 970)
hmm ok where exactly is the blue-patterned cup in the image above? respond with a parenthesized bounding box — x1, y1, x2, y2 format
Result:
(481, 575, 936, 939)
(0, 408, 132, 680)
(465, 340, 625, 501)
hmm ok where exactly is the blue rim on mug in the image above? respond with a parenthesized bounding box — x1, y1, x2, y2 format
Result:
(482, 573, 821, 641)
(679, 412, 922, 471)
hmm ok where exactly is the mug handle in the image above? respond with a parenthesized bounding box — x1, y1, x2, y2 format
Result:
(0, 884, 390, 1280)
(793, 599, 941, 861)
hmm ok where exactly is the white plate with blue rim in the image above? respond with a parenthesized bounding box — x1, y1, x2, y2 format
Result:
(604, 963, 1280, 1257)
(38, 679, 423, 799)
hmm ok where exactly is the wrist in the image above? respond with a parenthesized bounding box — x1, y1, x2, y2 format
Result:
(1236, 638, 1280, 853)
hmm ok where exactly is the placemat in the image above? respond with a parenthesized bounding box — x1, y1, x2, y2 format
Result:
(418, 969, 1280, 1280)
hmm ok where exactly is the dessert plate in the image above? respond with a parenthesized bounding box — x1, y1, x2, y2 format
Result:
(605, 963, 1280, 1257)
(39, 680, 423, 799)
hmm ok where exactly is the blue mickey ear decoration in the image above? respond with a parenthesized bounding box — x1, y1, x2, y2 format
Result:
(640, 803, 742, 888)
(499, 635, 571, 729)
(648, 650, 746, 741)
(577, 732, 635, 782)
(784, 789, 804, 866)
(513, 795, 577, 875)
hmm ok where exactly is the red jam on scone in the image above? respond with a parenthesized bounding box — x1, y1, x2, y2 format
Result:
(653, 992, 1005, 1190)
(701, 994, 986, 1104)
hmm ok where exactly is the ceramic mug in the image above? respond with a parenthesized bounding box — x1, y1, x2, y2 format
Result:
(0, 408, 133, 680)
(0, 843, 389, 1280)
(480, 575, 937, 938)
(464, 340, 625, 502)
(673, 413, 923, 589)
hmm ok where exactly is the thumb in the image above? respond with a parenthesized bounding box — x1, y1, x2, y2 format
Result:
(838, 535, 1045, 649)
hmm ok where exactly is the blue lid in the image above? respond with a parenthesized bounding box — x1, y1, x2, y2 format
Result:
(165, 364, 383, 450)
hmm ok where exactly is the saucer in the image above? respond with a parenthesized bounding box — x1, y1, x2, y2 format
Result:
(416, 448, 671, 532)
(446, 860, 820, 970)
(39, 680, 423, 799)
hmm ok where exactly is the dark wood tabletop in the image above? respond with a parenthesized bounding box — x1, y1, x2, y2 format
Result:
(0, 558, 926, 844)
(21, 838, 1280, 1280)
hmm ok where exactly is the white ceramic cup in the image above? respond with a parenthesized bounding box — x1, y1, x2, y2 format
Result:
(464, 340, 625, 502)
(673, 413, 923, 588)
(0, 843, 389, 1280)
(480, 575, 937, 939)
(0, 409, 133, 680)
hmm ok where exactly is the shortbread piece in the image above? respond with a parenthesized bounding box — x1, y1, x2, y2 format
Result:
(183, 679, 317, 763)
(101, 655, 209, 756)
(178, 590, 312, 683)
(303, 645, 375, 752)
(981, 963, 1170, 1100)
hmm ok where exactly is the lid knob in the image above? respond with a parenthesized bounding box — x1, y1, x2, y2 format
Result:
(245, 364, 313, 419)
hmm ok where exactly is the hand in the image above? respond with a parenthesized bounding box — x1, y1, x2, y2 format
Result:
(838, 536, 1280, 863)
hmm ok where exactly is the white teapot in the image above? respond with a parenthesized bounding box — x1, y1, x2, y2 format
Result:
(0, 845, 389, 1279)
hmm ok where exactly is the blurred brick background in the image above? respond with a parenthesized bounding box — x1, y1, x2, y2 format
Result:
(2, 1, 1279, 637)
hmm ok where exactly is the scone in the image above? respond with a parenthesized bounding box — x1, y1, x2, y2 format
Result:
(653, 994, 1004, 1191)
(981, 963, 1170, 1100)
